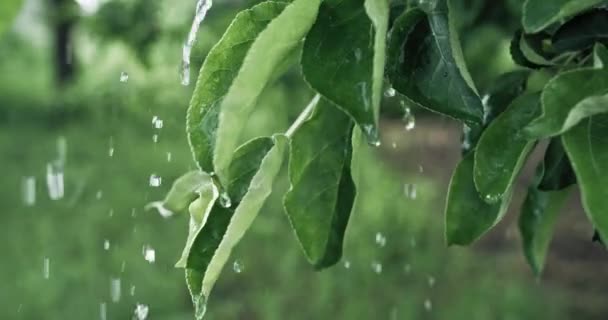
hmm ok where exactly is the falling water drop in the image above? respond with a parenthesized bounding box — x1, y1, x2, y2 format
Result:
(384, 87, 396, 98)
(181, 0, 213, 86)
(404, 183, 417, 199)
(375, 232, 387, 247)
(100, 302, 107, 320)
(143, 245, 156, 263)
(343, 260, 351, 269)
(232, 260, 244, 273)
(403, 263, 412, 274)
(149, 174, 162, 187)
(424, 299, 432, 311)
(428, 275, 436, 287)
(120, 72, 129, 83)
(152, 116, 163, 129)
(371, 261, 383, 274)
(46, 162, 64, 200)
(43, 258, 50, 279)
(391, 142, 397, 149)
(402, 108, 416, 131)
(152, 134, 159, 143)
(96, 190, 103, 200)
(134, 303, 149, 320)
(22, 176, 36, 206)
(104, 239, 110, 251)
(194, 294, 207, 320)
(130, 285, 136, 296)
(166, 152, 172, 162)
(110, 278, 121, 303)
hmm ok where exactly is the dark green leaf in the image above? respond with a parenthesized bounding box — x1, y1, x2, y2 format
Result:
(562, 114, 608, 242)
(181, 135, 288, 314)
(284, 98, 355, 269)
(187, 2, 287, 172)
(525, 45, 608, 138)
(481, 70, 530, 124)
(522, 0, 605, 33)
(474, 93, 540, 203)
(552, 10, 608, 53)
(538, 138, 576, 191)
(510, 30, 547, 69)
(302, 0, 386, 144)
(446, 152, 512, 246)
(387, 6, 484, 124)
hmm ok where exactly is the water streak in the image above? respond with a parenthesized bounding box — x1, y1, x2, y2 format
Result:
(181, 0, 213, 86)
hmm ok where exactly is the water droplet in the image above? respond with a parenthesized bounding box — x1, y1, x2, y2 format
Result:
(100, 302, 107, 320)
(410, 237, 417, 248)
(120, 72, 129, 82)
(110, 278, 121, 303)
(43, 257, 50, 279)
(391, 142, 397, 149)
(484, 193, 501, 203)
(402, 108, 416, 131)
(404, 183, 417, 199)
(130, 285, 136, 296)
(57, 136, 67, 164)
(145, 201, 174, 218)
(219, 191, 231, 208)
(424, 299, 432, 311)
(384, 87, 396, 98)
(375, 232, 387, 247)
(343, 260, 351, 269)
(418, 165, 424, 173)
(232, 260, 244, 273)
(143, 245, 155, 263)
(428, 276, 436, 287)
(46, 162, 64, 200)
(96, 190, 103, 200)
(181, 0, 214, 86)
(22, 176, 36, 206)
(133, 303, 149, 320)
(194, 294, 207, 320)
(108, 148, 114, 157)
(403, 263, 411, 274)
(371, 261, 383, 274)
(104, 239, 110, 250)
(152, 116, 164, 129)
(149, 174, 162, 187)
(121, 261, 126, 273)
(166, 152, 172, 162)
(152, 134, 159, 143)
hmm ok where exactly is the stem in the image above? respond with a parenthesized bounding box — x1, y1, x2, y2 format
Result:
(285, 94, 320, 138)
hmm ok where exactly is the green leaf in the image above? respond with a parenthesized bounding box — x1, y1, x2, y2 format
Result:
(525, 45, 608, 138)
(180, 136, 288, 316)
(301, 0, 385, 145)
(145, 171, 213, 217)
(446, 152, 512, 245)
(187, 1, 288, 173)
(552, 10, 608, 53)
(510, 30, 547, 69)
(0, 0, 23, 36)
(387, 5, 484, 125)
(474, 93, 540, 203)
(562, 114, 608, 242)
(214, 0, 322, 182)
(538, 139, 576, 191)
(481, 70, 530, 124)
(519, 185, 570, 276)
(522, 0, 605, 33)
(284, 98, 356, 269)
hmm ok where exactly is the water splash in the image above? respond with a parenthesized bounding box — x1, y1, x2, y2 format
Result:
(181, 0, 213, 86)
(133, 303, 149, 320)
(22, 176, 36, 206)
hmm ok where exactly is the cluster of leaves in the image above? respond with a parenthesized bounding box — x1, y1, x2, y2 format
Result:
(153, 0, 608, 317)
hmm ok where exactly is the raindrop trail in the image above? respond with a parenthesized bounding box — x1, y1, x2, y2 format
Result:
(181, 0, 213, 86)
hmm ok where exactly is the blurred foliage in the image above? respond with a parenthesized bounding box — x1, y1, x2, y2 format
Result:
(0, 0, 600, 319)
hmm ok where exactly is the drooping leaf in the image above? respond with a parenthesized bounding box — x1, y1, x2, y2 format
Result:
(552, 9, 608, 53)
(510, 30, 548, 69)
(522, 0, 605, 33)
(180, 136, 288, 316)
(187, 1, 288, 173)
(562, 114, 608, 242)
(145, 171, 213, 217)
(481, 70, 530, 124)
(519, 182, 570, 276)
(301, 0, 385, 144)
(284, 98, 355, 269)
(446, 152, 512, 246)
(474, 93, 540, 203)
(525, 44, 608, 138)
(0, 0, 23, 36)
(213, 0, 321, 181)
(387, 5, 484, 125)
(538, 139, 577, 191)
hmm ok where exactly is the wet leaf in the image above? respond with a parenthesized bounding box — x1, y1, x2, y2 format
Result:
(302, 0, 386, 144)
(284, 98, 355, 269)
(146, 171, 213, 216)
(214, 0, 321, 182)
(180, 136, 287, 312)
(522, 0, 605, 33)
(525, 44, 608, 138)
(552, 10, 608, 53)
(562, 114, 608, 242)
(0, 0, 23, 36)
(481, 70, 530, 124)
(474, 93, 540, 203)
(446, 152, 512, 245)
(387, 5, 483, 125)
(187, 1, 287, 173)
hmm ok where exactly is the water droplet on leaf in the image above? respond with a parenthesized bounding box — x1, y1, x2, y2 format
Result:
(219, 192, 232, 208)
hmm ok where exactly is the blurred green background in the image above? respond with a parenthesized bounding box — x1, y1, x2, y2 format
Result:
(1, 0, 607, 319)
